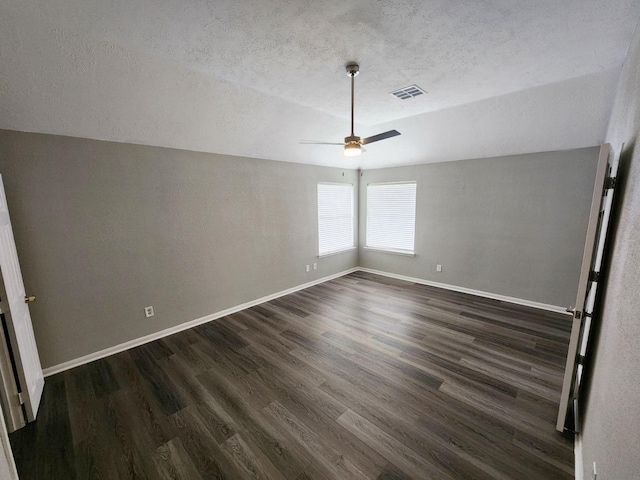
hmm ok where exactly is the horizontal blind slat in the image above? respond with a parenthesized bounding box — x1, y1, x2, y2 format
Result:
(318, 183, 354, 255)
(366, 183, 416, 252)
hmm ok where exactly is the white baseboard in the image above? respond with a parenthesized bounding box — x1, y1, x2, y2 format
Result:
(575, 435, 584, 480)
(357, 267, 569, 314)
(42, 267, 359, 377)
(43, 265, 568, 377)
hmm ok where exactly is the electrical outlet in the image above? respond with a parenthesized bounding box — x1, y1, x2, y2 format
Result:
(144, 306, 154, 318)
(592, 461, 597, 479)
(313, 263, 317, 270)
(305, 265, 310, 272)
(436, 264, 442, 272)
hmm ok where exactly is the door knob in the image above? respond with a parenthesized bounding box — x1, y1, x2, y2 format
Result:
(24, 295, 36, 303)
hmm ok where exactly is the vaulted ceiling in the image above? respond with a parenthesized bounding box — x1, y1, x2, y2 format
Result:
(1, 1, 639, 168)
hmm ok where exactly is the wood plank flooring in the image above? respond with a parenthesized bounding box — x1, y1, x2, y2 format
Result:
(9, 271, 575, 479)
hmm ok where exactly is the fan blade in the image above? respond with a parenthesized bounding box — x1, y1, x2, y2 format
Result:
(361, 130, 401, 145)
(299, 140, 344, 145)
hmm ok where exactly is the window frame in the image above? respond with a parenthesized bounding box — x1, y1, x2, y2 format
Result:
(365, 181, 417, 256)
(317, 182, 356, 257)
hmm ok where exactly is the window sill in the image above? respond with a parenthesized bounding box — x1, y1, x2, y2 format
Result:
(317, 247, 357, 258)
(363, 247, 416, 257)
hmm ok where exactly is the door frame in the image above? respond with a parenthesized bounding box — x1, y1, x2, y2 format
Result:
(0, 308, 25, 432)
(0, 399, 18, 479)
(556, 143, 614, 432)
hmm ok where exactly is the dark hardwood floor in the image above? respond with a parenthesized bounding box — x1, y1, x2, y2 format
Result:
(10, 271, 575, 479)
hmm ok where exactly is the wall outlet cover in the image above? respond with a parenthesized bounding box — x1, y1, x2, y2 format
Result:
(144, 306, 154, 318)
(437, 264, 442, 272)
(305, 265, 310, 272)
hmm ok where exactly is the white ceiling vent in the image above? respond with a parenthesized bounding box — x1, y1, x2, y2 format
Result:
(390, 85, 427, 100)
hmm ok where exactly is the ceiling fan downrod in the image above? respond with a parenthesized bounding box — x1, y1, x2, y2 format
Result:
(344, 62, 361, 158)
(346, 63, 359, 139)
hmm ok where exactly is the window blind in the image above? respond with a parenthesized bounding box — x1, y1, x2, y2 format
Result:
(317, 183, 354, 256)
(366, 182, 417, 254)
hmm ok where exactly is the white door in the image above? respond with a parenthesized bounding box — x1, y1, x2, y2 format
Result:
(0, 174, 44, 422)
(556, 144, 616, 432)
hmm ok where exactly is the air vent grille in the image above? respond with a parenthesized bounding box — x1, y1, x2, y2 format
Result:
(390, 84, 427, 100)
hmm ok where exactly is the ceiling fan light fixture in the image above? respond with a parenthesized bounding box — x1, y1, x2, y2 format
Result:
(344, 143, 362, 157)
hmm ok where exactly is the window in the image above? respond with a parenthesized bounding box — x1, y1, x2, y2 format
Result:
(317, 183, 354, 256)
(366, 182, 417, 255)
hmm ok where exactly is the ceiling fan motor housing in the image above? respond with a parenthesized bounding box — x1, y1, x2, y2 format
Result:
(345, 135, 361, 144)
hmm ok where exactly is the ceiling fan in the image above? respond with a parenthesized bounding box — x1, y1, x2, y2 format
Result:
(301, 63, 401, 157)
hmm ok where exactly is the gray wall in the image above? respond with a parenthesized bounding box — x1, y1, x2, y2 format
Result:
(0, 130, 605, 377)
(0, 130, 358, 368)
(581, 20, 640, 480)
(359, 149, 600, 308)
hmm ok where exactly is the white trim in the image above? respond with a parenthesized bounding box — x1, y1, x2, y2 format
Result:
(42, 267, 359, 377)
(574, 435, 583, 480)
(0, 401, 18, 480)
(357, 267, 570, 315)
(363, 247, 415, 257)
(317, 246, 357, 258)
(366, 181, 417, 186)
(317, 182, 355, 187)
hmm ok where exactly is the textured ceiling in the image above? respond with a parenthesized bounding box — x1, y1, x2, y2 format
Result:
(1, 0, 639, 168)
